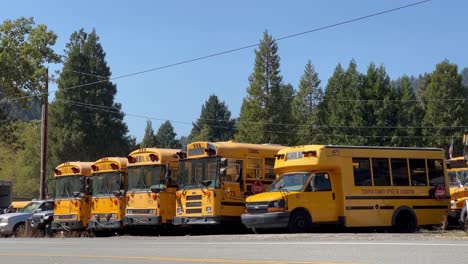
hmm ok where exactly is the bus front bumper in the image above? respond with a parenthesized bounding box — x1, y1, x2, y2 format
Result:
(51, 221, 84, 231)
(87, 219, 123, 231)
(241, 212, 290, 229)
(123, 215, 162, 226)
(173, 216, 221, 225)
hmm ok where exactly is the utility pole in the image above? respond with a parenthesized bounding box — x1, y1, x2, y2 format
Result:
(40, 68, 48, 200)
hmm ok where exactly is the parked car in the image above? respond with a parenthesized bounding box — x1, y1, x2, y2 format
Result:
(30, 208, 54, 236)
(0, 200, 54, 237)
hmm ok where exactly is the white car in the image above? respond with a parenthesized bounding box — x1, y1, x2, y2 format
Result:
(0, 200, 54, 237)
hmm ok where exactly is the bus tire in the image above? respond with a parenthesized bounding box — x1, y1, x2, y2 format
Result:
(288, 210, 311, 233)
(394, 210, 417, 233)
(460, 207, 468, 231)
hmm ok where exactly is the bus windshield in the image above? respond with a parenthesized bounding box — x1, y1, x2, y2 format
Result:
(92, 172, 122, 196)
(268, 172, 312, 192)
(450, 170, 468, 186)
(128, 165, 166, 191)
(178, 156, 218, 189)
(55, 176, 82, 199)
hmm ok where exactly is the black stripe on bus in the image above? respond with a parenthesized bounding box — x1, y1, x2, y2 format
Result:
(345, 206, 375, 210)
(379, 206, 395, 210)
(221, 201, 245, 207)
(413, 205, 448, 209)
(346, 196, 450, 200)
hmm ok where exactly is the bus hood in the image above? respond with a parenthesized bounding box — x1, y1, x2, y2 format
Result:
(246, 191, 299, 203)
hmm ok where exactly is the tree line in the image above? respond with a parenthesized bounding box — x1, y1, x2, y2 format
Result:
(0, 18, 466, 198)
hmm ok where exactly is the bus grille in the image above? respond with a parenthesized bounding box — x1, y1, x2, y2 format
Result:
(126, 209, 151, 214)
(54, 214, 77, 220)
(186, 209, 202, 214)
(186, 202, 202, 207)
(186, 195, 202, 200)
(246, 202, 269, 214)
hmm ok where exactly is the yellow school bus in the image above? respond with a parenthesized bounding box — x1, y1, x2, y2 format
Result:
(51, 162, 93, 232)
(447, 157, 468, 228)
(242, 145, 450, 233)
(123, 148, 179, 229)
(447, 129, 468, 228)
(87, 157, 128, 234)
(172, 141, 285, 227)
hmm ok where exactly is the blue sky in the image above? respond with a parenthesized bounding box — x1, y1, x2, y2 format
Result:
(2, 0, 467, 141)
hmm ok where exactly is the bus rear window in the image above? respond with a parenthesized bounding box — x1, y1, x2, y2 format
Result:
(353, 158, 371, 186)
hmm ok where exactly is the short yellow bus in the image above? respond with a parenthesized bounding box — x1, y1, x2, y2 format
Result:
(172, 141, 285, 227)
(87, 157, 128, 235)
(242, 145, 449, 233)
(51, 161, 93, 232)
(123, 148, 179, 230)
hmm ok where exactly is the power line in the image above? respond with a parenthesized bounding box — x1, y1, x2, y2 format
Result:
(1, 0, 432, 104)
(57, 98, 466, 132)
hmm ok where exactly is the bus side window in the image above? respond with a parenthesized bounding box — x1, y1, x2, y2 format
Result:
(264, 158, 275, 180)
(391, 159, 410, 186)
(311, 173, 332, 191)
(246, 158, 261, 179)
(427, 159, 444, 186)
(372, 158, 391, 186)
(225, 159, 243, 183)
(409, 159, 427, 186)
(353, 158, 371, 186)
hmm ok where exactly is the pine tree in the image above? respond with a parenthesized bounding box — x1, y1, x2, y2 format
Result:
(420, 60, 465, 155)
(155, 121, 181, 149)
(392, 76, 423, 147)
(236, 31, 293, 145)
(140, 120, 158, 148)
(292, 60, 323, 145)
(319, 60, 364, 145)
(49, 29, 131, 164)
(189, 94, 235, 142)
(361, 63, 397, 146)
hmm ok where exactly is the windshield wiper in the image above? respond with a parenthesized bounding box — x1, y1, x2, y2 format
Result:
(278, 185, 290, 197)
(193, 173, 210, 194)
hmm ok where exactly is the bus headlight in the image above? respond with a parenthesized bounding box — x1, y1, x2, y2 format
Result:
(148, 209, 156, 215)
(206, 206, 212, 214)
(176, 207, 183, 215)
(267, 199, 285, 212)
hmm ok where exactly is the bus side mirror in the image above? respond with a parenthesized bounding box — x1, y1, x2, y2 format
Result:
(84, 178, 92, 194)
(219, 158, 228, 177)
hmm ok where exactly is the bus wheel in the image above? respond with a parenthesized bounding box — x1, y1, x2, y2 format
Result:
(394, 210, 417, 233)
(288, 211, 311, 233)
(460, 207, 468, 231)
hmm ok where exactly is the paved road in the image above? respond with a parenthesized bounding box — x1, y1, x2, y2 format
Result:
(1, 233, 468, 264)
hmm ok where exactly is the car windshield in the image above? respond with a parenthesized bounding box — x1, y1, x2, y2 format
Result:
(55, 176, 83, 198)
(128, 165, 166, 191)
(178, 156, 218, 189)
(19, 202, 41, 213)
(267, 172, 312, 192)
(92, 172, 122, 196)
